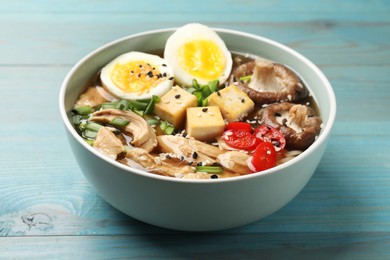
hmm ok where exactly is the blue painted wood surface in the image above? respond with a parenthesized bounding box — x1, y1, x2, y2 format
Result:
(1, 0, 389, 258)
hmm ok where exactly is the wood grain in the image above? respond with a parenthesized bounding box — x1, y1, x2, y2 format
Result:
(1, 0, 390, 258)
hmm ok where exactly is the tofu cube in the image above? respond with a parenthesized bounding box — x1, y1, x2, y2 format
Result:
(186, 106, 225, 141)
(208, 84, 254, 122)
(154, 86, 197, 128)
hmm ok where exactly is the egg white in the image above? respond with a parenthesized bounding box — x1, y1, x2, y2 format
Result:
(100, 51, 174, 100)
(164, 23, 232, 87)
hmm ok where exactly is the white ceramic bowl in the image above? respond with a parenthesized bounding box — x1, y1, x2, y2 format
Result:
(59, 28, 336, 231)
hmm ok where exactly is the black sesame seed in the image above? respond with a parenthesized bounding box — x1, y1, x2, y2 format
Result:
(192, 152, 198, 159)
(139, 64, 142, 68)
(197, 162, 202, 166)
(162, 64, 167, 67)
(165, 154, 171, 159)
(180, 156, 184, 161)
(152, 67, 156, 70)
(217, 91, 221, 96)
(210, 174, 219, 179)
(131, 70, 134, 73)
(241, 98, 245, 103)
(212, 162, 222, 166)
(169, 76, 174, 80)
(175, 94, 181, 99)
(202, 108, 208, 112)
(138, 73, 141, 77)
(163, 72, 167, 77)
(187, 161, 193, 166)
(147, 71, 154, 77)
(275, 112, 282, 117)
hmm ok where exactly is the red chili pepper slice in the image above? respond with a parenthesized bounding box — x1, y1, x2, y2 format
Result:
(254, 125, 286, 152)
(249, 142, 277, 172)
(223, 129, 260, 151)
(225, 122, 252, 133)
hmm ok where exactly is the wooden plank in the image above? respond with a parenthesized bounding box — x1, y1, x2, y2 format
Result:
(0, 14, 389, 66)
(1, 0, 389, 13)
(1, 233, 390, 259)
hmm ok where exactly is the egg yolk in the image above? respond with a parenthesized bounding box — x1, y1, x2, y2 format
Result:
(111, 61, 163, 94)
(178, 40, 226, 81)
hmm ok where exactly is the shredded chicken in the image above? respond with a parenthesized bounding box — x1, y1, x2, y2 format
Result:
(157, 135, 225, 165)
(93, 127, 125, 160)
(217, 151, 251, 174)
(126, 147, 194, 177)
(91, 108, 157, 152)
(74, 86, 112, 108)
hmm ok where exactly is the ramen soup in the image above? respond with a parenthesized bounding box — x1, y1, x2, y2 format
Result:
(71, 23, 322, 179)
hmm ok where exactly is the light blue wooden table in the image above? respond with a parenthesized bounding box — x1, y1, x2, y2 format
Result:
(1, 1, 389, 258)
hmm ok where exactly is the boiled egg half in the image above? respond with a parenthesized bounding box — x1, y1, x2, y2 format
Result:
(100, 51, 174, 100)
(164, 23, 233, 87)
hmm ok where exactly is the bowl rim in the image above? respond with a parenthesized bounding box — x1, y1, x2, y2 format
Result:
(59, 27, 336, 184)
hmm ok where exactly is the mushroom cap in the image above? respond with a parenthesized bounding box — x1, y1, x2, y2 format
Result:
(258, 102, 322, 150)
(230, 60, 308, 105)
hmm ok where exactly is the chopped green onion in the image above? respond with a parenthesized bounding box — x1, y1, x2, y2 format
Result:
(147, 118, 160, 125)
(208, 80, 219, 92)
(144, 95, 161, 115)
(110, 117, 130, 127)
(72, 115, 82, 125)
(159, 120, 175, 135)
(115, 99, 129, 110)
(159, 121, 167, 131)
(85, 122, 103, 132)
(201, 85, 212, 98)
(133, 109, 144, 117)
(193, 90, 203, 106)
(186, 87, 197, 94)
(129, 101, 148, 111)
(192, 79, 201, 89)
(202, 97, 208, 107)
(164, 125, 175, 135)
(196, 165, 224, 174)
(83, 129, 97, 139)
(83, 139, 94, 146)
(73, 105, 93, 116)
(100, 102, 117, 109)
(191, 79, 220, 107)
(240, 75, 251, 83)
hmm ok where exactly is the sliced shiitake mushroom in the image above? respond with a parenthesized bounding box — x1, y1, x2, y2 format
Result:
(258, 102, 322, 150)
(230, 59, 308, 105)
